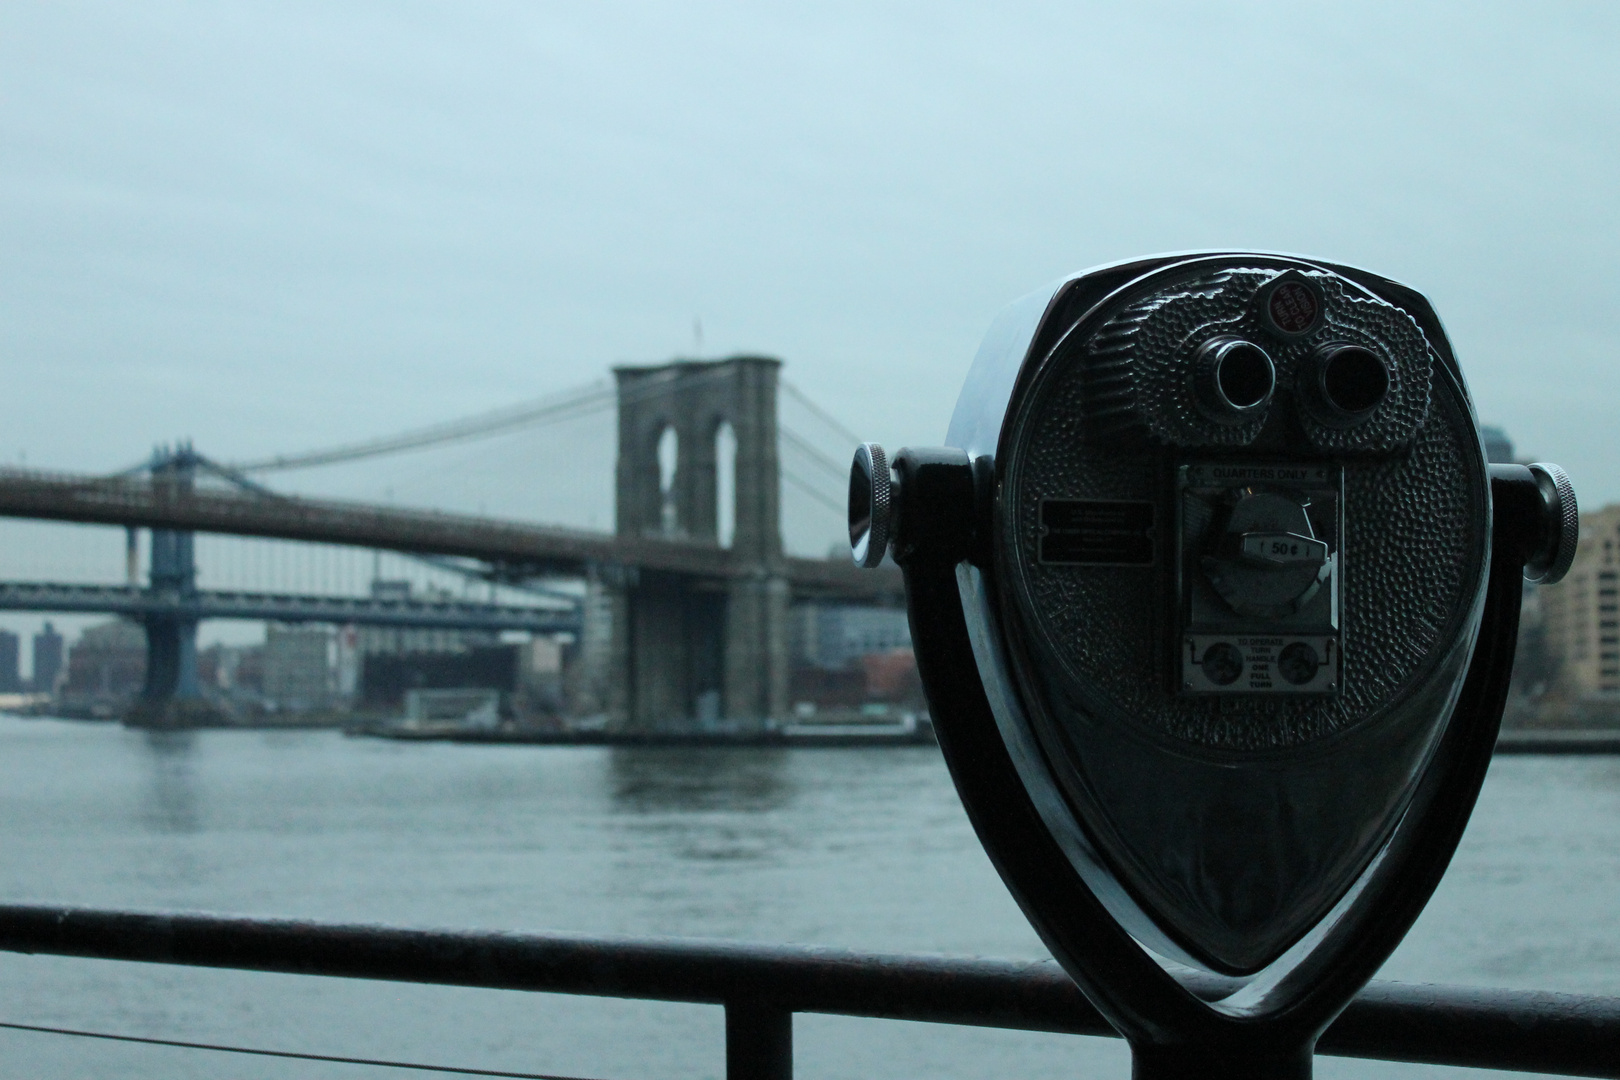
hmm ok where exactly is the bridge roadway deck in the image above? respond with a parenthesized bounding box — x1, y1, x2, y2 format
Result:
(0, 581, 581, 632)
(0, 468, 903, 601)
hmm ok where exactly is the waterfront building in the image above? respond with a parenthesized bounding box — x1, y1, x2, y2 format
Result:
(790, 603, 911, 671)
(1540, 503, 1620, 695)
(360, 645, 519, 713)
(31, 621, 63, 694)
(787, 604, 917, 710)
(518, 636, 565, 718)
(262, 624, 335, 710)
(199, 643, 265, 698)
(61, 620, 146, 713)
(0, 631, 20, 693)
(354, 580, 500, 657)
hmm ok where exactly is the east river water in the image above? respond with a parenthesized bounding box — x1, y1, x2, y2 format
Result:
(0, 715, 1615, 1080)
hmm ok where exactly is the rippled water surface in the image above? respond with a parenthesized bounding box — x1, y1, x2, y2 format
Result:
(0, 716, 1615, 1079)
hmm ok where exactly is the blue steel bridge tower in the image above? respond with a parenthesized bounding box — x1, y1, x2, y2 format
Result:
(125, 444, 223, 728)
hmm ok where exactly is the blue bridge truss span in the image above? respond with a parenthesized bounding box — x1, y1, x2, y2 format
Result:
(0, 581, 580, 634)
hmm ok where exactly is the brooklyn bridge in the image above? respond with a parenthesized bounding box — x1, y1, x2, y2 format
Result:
(0, 356, 903, 729)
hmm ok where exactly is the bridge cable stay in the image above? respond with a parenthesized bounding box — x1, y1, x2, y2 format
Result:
(780, 379, 863, 449)
(223, 366, 862, 531)
(777, 379, 864, 520)
(103, 370, 863, 575)
(779, 428, 850, 484)
(778, 426, 851, 517)
(197, 451, 577, 604)
(228, 381, 615, 473)
(99, 381, 607, 479)
(109, 370, 861, 484)
(781, 469, 846, 517)
(226, 363, 758, 476)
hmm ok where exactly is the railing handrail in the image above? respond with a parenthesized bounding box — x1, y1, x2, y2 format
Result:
(0, 903, 1614, 1078)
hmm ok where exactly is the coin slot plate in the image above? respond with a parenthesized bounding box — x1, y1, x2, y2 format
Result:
(1177, 462, 1342, 696)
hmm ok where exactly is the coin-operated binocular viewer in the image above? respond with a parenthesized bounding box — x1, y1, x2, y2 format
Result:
(850, 253, 1577, 1080)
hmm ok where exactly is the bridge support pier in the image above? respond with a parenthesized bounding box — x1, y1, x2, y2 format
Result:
(723, 575, 789, 725)
(567, 565, 630, 724)
(626, 575, 726, 730)
(591, 573, 788, 732)
(127, 611, 221, 729)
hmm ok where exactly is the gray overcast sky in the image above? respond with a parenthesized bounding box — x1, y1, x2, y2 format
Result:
(2, 1, 1618, 542)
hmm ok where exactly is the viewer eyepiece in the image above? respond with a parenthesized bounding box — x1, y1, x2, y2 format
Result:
(1192, 337, 1275, 422)
(1304, 343, 1390, 424)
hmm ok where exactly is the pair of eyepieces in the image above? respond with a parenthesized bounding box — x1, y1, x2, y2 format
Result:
(1192, 337, 1389, 427)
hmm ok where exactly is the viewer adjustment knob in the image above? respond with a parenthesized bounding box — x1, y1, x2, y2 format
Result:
(1526, 462, 1578, 585)
(849, 442, 894, 568)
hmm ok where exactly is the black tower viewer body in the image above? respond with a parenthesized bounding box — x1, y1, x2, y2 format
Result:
(848, 253, 1580, 1080)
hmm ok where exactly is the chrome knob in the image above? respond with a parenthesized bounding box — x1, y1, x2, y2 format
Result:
(1526, 462, 1578, 585)
(849, 442, 893, 568)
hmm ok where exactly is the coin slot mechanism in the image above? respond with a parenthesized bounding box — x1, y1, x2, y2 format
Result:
(1177, 461, 1342, 695)
(1184, 635, 1339, 694)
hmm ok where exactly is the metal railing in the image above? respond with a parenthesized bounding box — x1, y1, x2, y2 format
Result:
(0, 903, 1615, 1079)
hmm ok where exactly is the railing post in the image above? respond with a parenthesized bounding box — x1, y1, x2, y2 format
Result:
(725, 1000, 791, 1080)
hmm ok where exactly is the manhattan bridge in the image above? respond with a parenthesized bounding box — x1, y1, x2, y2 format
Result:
(0, 357, 902, 728)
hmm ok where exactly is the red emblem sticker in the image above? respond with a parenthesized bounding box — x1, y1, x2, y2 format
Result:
(1267, 281, 1320, 335)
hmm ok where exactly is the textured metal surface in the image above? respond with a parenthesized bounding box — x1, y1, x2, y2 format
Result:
(916, 534, 1533, 1073)
(0, 903, 1612, 1078)
(1005, 262, 1486, 749)
(1079, 268, 1432, 453)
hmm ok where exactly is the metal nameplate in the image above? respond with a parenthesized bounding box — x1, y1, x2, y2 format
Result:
(1181, 462, 1337, 488)
(1039, 499, 1155, 566)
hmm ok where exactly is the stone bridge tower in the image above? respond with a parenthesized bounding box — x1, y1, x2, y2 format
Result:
(598, 356, 790, 730)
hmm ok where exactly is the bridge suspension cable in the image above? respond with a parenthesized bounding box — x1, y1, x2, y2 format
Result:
(230, 380, 616, 472)
(121, 367, 865, 528)
(781, 469, 845, 516)
(230, 363, 790, 475)
(779, 426, 850, 517)
(781, 379, 863, 449)
(780, 427, 851, 485)
(777, 379, 861, 521)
